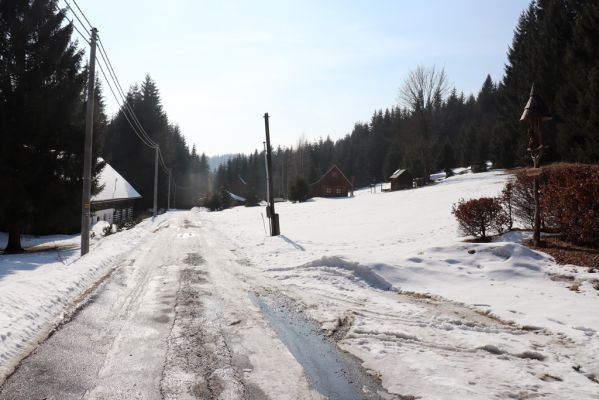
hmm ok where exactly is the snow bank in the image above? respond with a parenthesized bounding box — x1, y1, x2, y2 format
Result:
(0, 215, 166, 382)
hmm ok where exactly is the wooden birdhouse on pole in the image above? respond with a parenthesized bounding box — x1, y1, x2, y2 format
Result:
(520, 83, 552, 246)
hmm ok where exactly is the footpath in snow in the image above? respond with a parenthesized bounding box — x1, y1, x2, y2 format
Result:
(202, 170, 599, 399)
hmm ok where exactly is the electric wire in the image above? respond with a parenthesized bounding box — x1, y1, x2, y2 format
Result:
(96, 58, 158, 149)
(63, 1, 192, 193)
(68, 19, 90, 45)
(98, 54, 188, 189)
(96, 39, 157, 147)
(71, 0, 93, 30)
(62, 0, 90, 38)
(157, 148, 192, 190)
(96, 43, 158, 147)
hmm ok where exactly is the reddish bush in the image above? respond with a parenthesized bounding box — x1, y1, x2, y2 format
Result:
(540, 163, 599, 246)
(509, 172, 537, 229)
(452, 197, 509, 239)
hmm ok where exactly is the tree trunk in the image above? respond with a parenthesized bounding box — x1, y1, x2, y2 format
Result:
(533, 176, 541, 246)
(5, 223, 24, 253)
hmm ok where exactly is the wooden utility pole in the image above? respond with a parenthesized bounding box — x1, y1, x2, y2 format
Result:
(264, 113, 280, 236)
(153, 147, 158, 218)
(263, 142, 269, 202)
(80, 27, 98, 256)
(167, 173, 171, 211)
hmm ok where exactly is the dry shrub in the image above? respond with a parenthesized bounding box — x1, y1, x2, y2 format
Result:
(541, 163, 599, 246)
(508, 171, 537, 229)
(452, 197, 509, 239)
(500, 182, 514, 230)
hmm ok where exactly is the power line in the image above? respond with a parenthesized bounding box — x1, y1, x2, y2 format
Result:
(96, 43, 158, 148)
(68, 19, 90, 45)
(62, 1, 195, 196)
(96, 40, 157, 147)
(96, 58, 157, 149)
(62, 1, 156, 149)
(71, 0, 93, 30)
(157, 148, 193, 190)
(62, 0, 90, 37)
(96, 53, 188, 189)
(63, 3, 158, 150)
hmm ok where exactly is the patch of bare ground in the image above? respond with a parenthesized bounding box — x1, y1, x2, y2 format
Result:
(526, 236, 599, 269)
(463, 237, 493, 243)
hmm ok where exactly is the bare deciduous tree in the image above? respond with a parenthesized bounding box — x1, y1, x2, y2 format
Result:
(398, 66, 449, 181)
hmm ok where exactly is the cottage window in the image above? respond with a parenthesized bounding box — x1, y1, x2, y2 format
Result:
(325, 187, 332, 194)
(335, 188, 342, 194)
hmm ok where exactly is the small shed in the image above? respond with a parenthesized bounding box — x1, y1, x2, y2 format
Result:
(91, 161, 142, 225)
(309, 165, 352, 198)
(389, 169, 412, 191)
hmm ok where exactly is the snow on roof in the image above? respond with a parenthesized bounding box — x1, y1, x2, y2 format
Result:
(92, 161, 142, 202)
(429, 171, 447, 181)
(227, 191, 246, 202)
(389, 169, 407, 179)
(452, 166, 471, 175)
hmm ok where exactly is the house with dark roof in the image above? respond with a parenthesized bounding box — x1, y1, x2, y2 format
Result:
(309, 165, 352, 198)
(389, 168, 413, 191)
(90, 161, 142, 225)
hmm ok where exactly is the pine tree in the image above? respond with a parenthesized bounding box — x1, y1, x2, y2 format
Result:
(555, 1, 599, 161)
(0, 0, 95, 252)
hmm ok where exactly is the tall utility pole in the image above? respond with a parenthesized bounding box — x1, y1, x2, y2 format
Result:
(153, 147, 158, 218)
(167, 173, 171, 211)
(80, 27, 98, 256)
(263, 141, 269, 202)
(263, 113, 280, 236)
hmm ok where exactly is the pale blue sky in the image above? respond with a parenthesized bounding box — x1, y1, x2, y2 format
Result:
(74, 0, 529, 156)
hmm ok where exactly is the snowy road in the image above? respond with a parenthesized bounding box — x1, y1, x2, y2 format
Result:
(0, 212, 323, 399)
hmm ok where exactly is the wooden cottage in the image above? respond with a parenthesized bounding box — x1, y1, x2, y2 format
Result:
(389, 169, 412, 191)
(91, 162, 142, 225)
(309, 165, 352, 198)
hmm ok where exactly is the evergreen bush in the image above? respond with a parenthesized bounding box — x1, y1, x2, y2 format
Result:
(289, 178, 310, 203)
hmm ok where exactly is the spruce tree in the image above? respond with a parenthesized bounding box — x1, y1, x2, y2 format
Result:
(0, 0, 92, 252)
(555, 1, 599, 162)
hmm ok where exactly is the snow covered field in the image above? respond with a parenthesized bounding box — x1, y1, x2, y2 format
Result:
(203, 170, 599, 399)
(0, 170, 598, 399)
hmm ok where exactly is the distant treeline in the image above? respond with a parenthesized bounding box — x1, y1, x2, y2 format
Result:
(213, 0, 599, 199)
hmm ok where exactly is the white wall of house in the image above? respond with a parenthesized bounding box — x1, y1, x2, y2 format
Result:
(91, 208, 114, 225)
(112, 207, 134, 224)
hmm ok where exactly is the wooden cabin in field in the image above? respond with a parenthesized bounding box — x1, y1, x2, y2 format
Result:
(91, 162, 142, 225)
(309, 165, 352, 198)
(389, 169, 413, 191)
